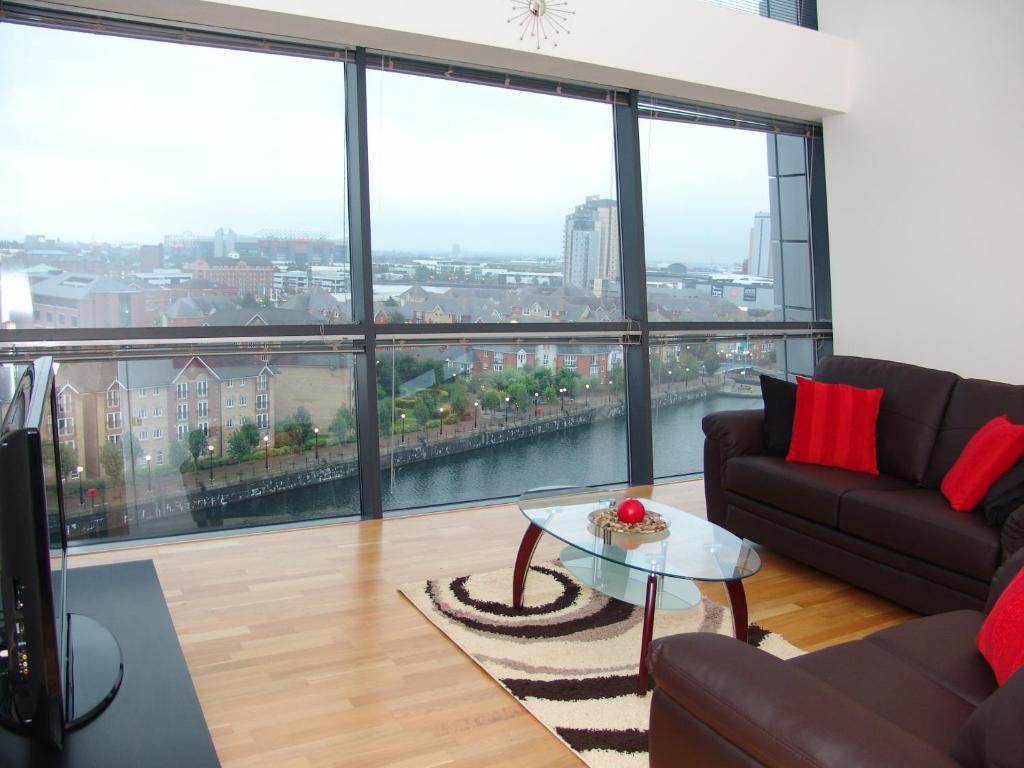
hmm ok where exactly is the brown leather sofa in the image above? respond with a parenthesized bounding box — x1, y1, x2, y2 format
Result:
(647, 547, 1024, 768)
(703, 355, 1024, 615)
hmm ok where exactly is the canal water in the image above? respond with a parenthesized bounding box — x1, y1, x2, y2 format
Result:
(184, 394, 760, 533)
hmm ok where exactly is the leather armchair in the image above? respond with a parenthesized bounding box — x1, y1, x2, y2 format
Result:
(648, 548, 1024, 767)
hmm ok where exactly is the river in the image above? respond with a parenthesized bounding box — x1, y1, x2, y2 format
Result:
(174, 394, 759, 533)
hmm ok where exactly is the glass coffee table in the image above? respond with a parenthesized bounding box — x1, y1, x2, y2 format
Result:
(514, 486, 761, 693)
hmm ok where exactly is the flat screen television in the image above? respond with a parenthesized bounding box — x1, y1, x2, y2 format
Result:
(0, 357, 122, 748)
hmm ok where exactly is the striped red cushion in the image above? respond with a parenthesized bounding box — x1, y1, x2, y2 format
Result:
(941, 415, 1024, 512)
(786, 377, 883, 475)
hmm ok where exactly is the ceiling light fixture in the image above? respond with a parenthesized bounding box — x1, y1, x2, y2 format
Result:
(508, 0, 574, 51)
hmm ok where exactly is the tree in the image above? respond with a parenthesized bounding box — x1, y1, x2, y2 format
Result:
(443, 381, 469, 417)
(99, 441, 124, 486)
(481, 389, 503, 411)
(555, 367, 580, 397)
(59, 443, 78, 478)
(170, 440, 191, 470)
(331, 406, 356, 441)
(188, 428, 207, 471)
(227, 423, 261, 461)
(378, 398, 394, 436)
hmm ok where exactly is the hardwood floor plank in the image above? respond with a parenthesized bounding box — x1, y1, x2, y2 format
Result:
(67, 479, 915, 766)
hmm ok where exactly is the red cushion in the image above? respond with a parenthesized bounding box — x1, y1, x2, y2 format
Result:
(941, 415, 1024, 512)
(978, 566, 1024, 685)
(786, 377, 883, 475)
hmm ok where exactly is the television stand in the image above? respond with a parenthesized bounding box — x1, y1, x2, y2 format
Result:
(65, 613, 122, 729)
(0, 560, 219, 767)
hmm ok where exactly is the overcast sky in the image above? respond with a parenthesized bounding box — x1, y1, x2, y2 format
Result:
(0, 23, 769, 264)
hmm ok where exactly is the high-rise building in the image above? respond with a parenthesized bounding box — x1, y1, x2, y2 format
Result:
(747, 211, 772, 278)
(563, 196, 620, 296)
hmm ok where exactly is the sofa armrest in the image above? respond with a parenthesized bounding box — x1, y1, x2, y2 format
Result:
(702, 410, 765, 527)
(702, 409, 766, 458)
(1000, 504, 1024, 561)
(649, 634, 957, 768)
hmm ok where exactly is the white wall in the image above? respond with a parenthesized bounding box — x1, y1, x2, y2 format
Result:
(819, 0, 1024, 383)
(56, 0, 851, 120)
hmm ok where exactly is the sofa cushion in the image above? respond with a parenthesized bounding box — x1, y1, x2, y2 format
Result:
(949, 667, 1024, 768)
(840, 490, 1001, 581)
(941, 415, 1024, 511)
(759, 374, 796, 456)
(790, 640, 975, 754)
(977, 565, 1024, 685)
(864, 611, 996, 706)
(923, 378, 1024, 487)
(814, 355, 959, 484)
(725, 455, 910, 527)
(787, 377, 883, 474)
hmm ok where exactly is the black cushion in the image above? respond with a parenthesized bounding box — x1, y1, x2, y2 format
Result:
(814, 355, 959, 484)
(759, 375, 796, 457)
(982, 461, 1024, 527)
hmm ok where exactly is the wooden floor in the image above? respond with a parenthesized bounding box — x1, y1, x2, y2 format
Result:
(70, 479, 915, 767)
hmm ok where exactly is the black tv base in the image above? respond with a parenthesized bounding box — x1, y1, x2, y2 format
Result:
(0, 560, 220, 767)
(64, 613, 123, 729)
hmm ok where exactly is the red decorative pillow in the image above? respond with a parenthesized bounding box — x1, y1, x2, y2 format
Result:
(941, 415, 1024, 512)
(786, 377, 883, 475)
(978, 566, 1024, 685)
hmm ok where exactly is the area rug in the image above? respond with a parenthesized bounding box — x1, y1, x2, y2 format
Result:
(398, 561, 803, 768)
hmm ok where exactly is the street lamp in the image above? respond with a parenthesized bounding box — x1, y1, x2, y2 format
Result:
(314, 427, 320, 460)
(76, 465, 84, 504)
(558, 386, 567, 412)
(400, 412, 406, 442)
(584, 383, 590, 403)
(504, 396, 511, 424)
(145, 454, 152, 491)
(263, 434, 270, 470)
(208, 444, 215, 481)
(533, 391, 540, 417)
(438, 407, 445, 436)
(473, 401, 479, 429)
(607, 379, 614, 403)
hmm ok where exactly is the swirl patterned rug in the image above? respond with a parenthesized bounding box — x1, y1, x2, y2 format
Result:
(398, 561, 803, 768)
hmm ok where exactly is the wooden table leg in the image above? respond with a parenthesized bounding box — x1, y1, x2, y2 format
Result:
(512, 522, 543, 609)
(636, 572, 659, 694)
(726, 579, 748, 643)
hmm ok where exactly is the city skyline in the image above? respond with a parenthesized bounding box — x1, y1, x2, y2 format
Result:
(1, 23, 770, 265)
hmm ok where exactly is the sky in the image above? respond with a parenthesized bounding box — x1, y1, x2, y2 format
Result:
(0, 23, 770, 264)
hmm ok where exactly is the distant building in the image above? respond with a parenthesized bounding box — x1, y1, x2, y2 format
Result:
(30, 272, 145, 328)
(309, 265, 351, 294)
(190, 255, 273, 298)
(747, 211, 772, 278)
(563, 196, 620, 296)
(257, 235, 341, 266)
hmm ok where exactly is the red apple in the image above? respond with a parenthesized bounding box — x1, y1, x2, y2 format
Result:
(617, 498, 646, 525)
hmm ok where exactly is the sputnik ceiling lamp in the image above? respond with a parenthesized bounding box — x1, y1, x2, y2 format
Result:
(508, 0, 574, 50)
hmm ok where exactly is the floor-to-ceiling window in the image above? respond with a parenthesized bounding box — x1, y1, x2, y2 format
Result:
(0, 7, 830, 544)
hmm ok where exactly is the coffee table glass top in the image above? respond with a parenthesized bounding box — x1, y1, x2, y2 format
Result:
(517, 486, 761, 583)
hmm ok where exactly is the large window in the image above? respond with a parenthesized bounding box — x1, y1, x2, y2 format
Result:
(367, 71, 622, 323)
(0, 23, 350, 331)
(0, 12, 830, 546)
